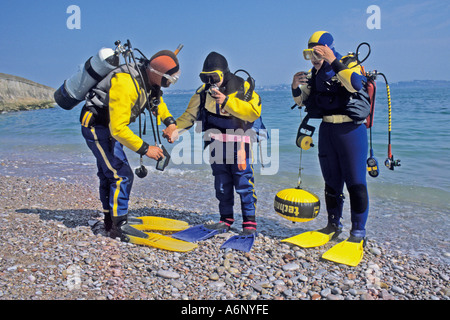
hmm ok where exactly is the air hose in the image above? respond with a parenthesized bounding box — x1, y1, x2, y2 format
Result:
(377, 72, 401, 170)
(355, 41, 401, 172)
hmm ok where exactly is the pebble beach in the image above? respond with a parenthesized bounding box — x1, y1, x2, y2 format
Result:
(0, 164, 448, 302)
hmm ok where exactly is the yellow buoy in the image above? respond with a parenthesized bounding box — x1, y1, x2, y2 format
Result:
(274, 188, 320, 222)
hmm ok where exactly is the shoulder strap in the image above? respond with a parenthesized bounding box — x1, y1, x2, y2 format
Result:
(85, 57, 104, 82)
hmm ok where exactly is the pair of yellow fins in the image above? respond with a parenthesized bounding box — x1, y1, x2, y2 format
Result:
(124, 216, 197, 252)
(282, 225, 366, 267)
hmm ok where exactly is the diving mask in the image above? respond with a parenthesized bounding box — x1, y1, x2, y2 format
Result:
(199, 70, 224, 84)
(150, 67, 180, 85)
(303, 48, 321, 61)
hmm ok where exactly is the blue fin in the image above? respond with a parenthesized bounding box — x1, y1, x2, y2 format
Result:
(171, 224, 226, 242)
(220, 233, 257, 252)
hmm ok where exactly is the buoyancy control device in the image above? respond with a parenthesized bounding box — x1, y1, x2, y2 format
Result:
(233, 69, 269, 145)
(197, 68, 268, 145)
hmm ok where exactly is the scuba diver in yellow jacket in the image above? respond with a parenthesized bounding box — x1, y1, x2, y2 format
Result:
(290, 31, 371, 266)
(80, 50, 180, 240)
(168, 52, 263, 251)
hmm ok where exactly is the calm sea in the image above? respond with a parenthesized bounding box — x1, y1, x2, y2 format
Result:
(1, 86, 449, 201)
(1, 85, 449, 261)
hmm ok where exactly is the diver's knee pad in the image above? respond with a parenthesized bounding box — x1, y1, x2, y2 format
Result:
(324, 184, 344, 209)
(348, 184, 368, 214)
(325, 184, 344, 226)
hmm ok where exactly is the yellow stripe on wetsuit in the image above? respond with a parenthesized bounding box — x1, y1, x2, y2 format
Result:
(81, 111, 93, 127)
(90, 127, 123, 217)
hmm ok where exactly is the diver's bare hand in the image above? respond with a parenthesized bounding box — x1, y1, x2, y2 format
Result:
(313, 45, 336, 64)
(210, 88, 227, 105)
(146, 146, 164, 161)
(162, 124, 178, 143)
(292, 71, 309, 89)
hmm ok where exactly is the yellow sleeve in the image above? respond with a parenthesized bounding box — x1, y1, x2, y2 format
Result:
(176, 90, 202, 131)
(222, 81, 261, 122)
(108, 73, 145, 153)
(156, 96, 176, 126)
(333, 60, 364, 93)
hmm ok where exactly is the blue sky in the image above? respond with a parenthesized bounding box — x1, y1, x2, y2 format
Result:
(0, 0, 449, 90)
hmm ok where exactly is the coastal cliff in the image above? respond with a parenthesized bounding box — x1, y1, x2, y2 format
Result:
(0, 73, 55, 112)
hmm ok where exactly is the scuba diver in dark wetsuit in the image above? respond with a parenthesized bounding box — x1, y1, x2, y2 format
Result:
(291, 31, 371, 266)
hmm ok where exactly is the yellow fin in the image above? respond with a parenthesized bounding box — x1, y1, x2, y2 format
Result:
(127, 232, 198, 252)
(321, 237, 365, 267)
(129, 216, 189, 232)
(282, 230, 335, 248)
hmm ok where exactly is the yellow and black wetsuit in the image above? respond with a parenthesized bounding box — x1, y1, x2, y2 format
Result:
(177, 81, 261, 133)
(80, 64, 175, 226)
(176, 66, 262, 233)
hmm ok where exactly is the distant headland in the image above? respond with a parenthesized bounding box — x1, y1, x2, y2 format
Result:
(0, 73, 55, 113)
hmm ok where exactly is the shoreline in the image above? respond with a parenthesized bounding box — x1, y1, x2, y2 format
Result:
(0, 171, 448, 300)
(2, 155, 448, 265)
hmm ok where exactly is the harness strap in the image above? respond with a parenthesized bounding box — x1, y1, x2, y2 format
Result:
(85, 57, 103, 82)
(322, 114, 353, 124)
(209, 132, 251, 144)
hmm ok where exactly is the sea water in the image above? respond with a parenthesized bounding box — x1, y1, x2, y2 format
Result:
(1, 85, 449, 262)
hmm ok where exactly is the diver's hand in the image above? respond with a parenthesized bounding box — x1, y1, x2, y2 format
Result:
(292, 71, 309, 89)
(146, 145, 164, 161)
(210, 88, 227, 105)
(313, 45, 336, 64)
(162, 124, 178, 143)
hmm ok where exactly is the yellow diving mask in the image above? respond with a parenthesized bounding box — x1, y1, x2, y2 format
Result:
(303, 48, 321, 60)
(199, 70, 224, 84)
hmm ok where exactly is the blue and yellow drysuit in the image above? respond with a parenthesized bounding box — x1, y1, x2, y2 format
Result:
(293, 37, 370, 238)
(176, 71, 262, 232)
(80, 64, 176, 228)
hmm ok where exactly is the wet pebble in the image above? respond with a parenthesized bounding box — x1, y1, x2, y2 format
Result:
(282, 263, 299, 272)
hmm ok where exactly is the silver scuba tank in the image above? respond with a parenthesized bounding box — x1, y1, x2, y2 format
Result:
(54, 48, 119, 110)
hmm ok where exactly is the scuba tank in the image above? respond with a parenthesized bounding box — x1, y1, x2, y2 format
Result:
(54, 48, 120, 110)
